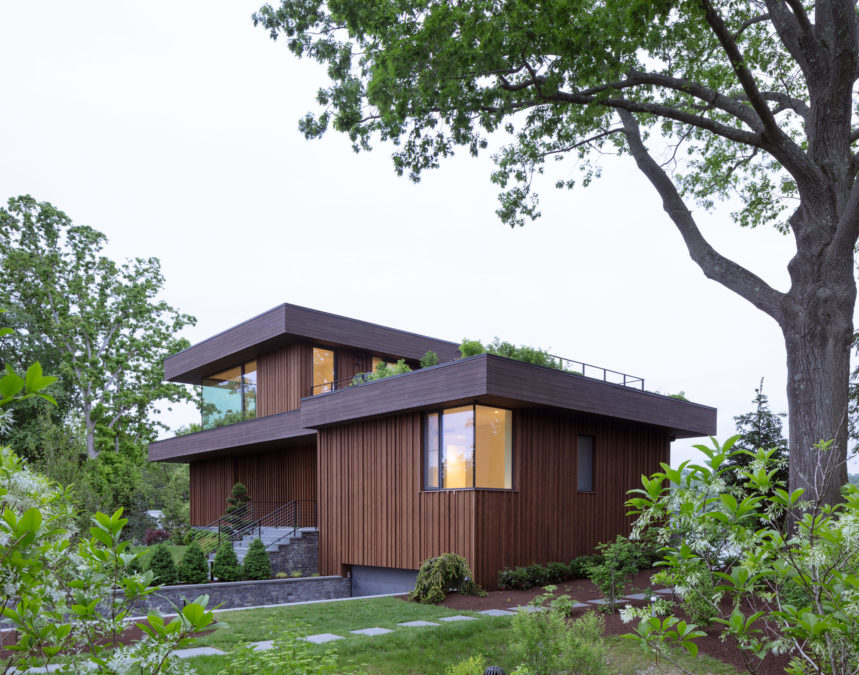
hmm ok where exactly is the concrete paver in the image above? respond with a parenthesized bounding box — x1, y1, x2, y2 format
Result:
(350, 627, 393, 636)
(304, 633, 344, 644)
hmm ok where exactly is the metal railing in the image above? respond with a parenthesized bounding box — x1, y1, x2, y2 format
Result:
(310, 354, 645, 395)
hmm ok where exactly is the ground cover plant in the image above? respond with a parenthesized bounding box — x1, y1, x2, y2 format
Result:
(626, 436, 859, 674)
(409, 552, 485, 603)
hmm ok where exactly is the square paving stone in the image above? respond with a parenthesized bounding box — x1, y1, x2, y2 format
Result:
(479, 609, 515, 617)
(174, 647, 227, 658)
(587, 598, 612, 605)
(507, 606, 544, 613)
(653, 589, 673, 595)
(623, 593, 648, 600)
(250, 640, 274, 651)
(305, 633, 344, 644)
(350, 627, 393, 636)
(438, 615, 477, 622)
(397, 620, 439, 627)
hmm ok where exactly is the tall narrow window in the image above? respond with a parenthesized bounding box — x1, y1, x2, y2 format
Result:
(442, 406, 474, 489)
(577, 435, 595, 492)
(475, 406, 512, 489)
(425, 412, 440, 489)
(313, 347, 335, 394)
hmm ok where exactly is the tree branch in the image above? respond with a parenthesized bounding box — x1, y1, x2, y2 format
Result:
(618, 109, 786, 323)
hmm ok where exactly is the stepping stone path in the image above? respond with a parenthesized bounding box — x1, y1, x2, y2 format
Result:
(397, 620, 440, 627)
(438, 615, 476, 622)
(250, 640, 274, 651)
(350, 627, 393, 636)
(305, 633, 344, 644)
(174, 646, 227, 658)
(479, 609, 515, 617)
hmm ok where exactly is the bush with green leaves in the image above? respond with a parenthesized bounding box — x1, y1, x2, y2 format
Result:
(446, 654, 488, 675)
(625, 436, 859, 674)
(419, 350, 439, 368)
(148, 543, 178, 585)
(177, 540, 209, 584)
(586, 535, 651, 612)
(409, 552, 485, 603)
(569, 555, 603, 579)
(459, 337, 571, 371)
(213, 539, 241, 582)
(510, 586, 608, 675)
(242, 537, 272, 580)
(217, 623, 337, 675)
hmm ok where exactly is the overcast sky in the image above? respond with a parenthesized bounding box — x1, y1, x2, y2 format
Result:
(1, 2, 850, 468)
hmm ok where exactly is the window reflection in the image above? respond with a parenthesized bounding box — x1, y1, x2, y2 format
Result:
(577, 435, 594, 492)
(475, 406, 512, 489)
(425, 412, 440, 489)
(443, 406, 474, 489)
(201, 361, 256, 429)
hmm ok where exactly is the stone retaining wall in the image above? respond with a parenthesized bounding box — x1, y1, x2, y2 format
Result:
(132, 575, 351, 614)
(268, 531, 318, 576)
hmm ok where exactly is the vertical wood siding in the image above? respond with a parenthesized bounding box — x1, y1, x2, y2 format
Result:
(317, 414, 476, 577)
(257, 343, 312, 415)
(189, 444, 317, 525)
(317, 408, 668, 587)
(472, 410, 669, 587)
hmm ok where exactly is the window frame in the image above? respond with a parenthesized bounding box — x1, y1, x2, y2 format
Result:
(311, 345, 337, 395)
(200, 360, 257, 428)
(576, 434, 596, 493)
(422, 404, 514, 492)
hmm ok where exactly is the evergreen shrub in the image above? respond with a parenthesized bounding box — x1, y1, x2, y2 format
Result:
(177, 540, 209, 584)
(212, 540, 241, 582)
(409, 552, 485, 604)
(242, 538, 272, 580)
(148, 543, 178, 585)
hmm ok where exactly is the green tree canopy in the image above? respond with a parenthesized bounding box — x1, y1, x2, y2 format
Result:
(254, 0, 859, 503)
(0, 196, 196, 459)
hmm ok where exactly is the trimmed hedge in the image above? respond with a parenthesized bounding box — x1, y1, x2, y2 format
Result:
(242, 538, 272, 580)
(148, 543, 178, 585)
(213, 540, 241, 582)
(497, 555, 606, 591)
(177, 541, 209, 585)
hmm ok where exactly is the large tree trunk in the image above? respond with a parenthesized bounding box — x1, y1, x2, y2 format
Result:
(781, 257, 855, 505)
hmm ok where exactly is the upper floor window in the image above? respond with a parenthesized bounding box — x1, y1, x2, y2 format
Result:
(313, 347, 335, 394)
(424, 405, 512, 490)
(371, 355, 398, 373)
(201, 360, 256, 429)
(577, 435, 595, 492)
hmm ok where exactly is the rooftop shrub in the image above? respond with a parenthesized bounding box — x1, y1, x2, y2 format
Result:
(459, 337, 574, 371)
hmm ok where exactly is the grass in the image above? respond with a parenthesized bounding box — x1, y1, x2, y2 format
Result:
(182, 597, 741, 674)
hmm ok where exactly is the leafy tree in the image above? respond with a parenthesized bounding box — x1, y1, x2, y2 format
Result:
(213, 539, 242, 582)
(0, 195, 196, 459)
(242, 538, 272, 580)
(728, 378, 789, 492)
(254, 0, 859, 504)
(148, 543, 178, 586)
(177, 540, 209, 585)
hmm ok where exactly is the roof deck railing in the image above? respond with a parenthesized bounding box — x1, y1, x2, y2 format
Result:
(311, 353, 645, 396)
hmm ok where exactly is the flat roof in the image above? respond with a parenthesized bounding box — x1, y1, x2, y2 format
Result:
(299, 354, 717, 439)
(164, 303, 461, 384)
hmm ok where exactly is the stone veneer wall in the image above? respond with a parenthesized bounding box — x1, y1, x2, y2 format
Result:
(268, 531, 319, 576)
(131, 575, 350, 614)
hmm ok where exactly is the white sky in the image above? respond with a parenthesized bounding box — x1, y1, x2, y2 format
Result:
(1, 2, 851, 469)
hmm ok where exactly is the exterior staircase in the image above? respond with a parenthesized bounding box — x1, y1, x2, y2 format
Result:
(232, 526, 317, 562)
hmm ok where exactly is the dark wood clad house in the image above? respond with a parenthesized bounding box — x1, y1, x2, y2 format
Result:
(149, 303, 716, 592)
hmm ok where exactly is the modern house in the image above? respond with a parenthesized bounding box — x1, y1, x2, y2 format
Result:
(149, 303, 716, 592)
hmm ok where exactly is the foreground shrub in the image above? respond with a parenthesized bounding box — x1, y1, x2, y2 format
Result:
(243, 537, 272, 580)
(625, 436, 859, 674)
(213, 539, 241, 582)
(511, 587, 607, 674)
(148, 543, 178, 585)
(446, 654, 487, 675)
(217, 623, 337, 675)
(409, 552, 485, 603)
(177, 540, 209, 584)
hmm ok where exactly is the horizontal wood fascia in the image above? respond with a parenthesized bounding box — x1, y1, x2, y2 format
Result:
(164, 303, 460, 384)
(147, 410, 315, 462)
(300, 354, 716, 438)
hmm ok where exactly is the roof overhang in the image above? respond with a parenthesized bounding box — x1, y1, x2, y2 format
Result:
(164, 303, 461, 385)
(299, 354, 717, 439)
(148, 410, 315, 463)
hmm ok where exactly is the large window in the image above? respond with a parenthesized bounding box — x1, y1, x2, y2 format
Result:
(424, 405, 512, 490)
(312, 347, 335, 394)
(577, 435, 595, 492)
(201, 360, 256, 429)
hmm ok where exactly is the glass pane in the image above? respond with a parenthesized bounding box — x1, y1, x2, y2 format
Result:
(313, 347, 335, 394)
(424, 412, 440, 489)
(442, 405, 474, 489)
(577, 435, 594, 492)
(475, 406, 512, 489)
(243, 360, 257, 419)
(201, 365, 242, 429)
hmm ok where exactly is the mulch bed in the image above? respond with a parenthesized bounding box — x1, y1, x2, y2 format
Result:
(435, 569, 791, 674)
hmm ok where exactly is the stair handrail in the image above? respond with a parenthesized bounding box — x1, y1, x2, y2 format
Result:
(238, 500, 318, 551)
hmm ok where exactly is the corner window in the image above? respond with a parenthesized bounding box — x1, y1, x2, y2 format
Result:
(201, 360, 257, 429)
(577, 435, 595, 492)
(423, 405, 512, 490)
(312, 347, 335, 394)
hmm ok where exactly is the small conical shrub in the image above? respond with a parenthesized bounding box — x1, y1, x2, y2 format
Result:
(177, 540, 209, 585)
(148, 543, 178, 585)
(212, 539, 241, 582)
(242, 538, 271, 580)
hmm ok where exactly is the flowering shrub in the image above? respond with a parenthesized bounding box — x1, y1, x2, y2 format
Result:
(625, 436, 859, 674)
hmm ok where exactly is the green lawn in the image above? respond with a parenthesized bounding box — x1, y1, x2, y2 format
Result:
(183, 597, 741, 674)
